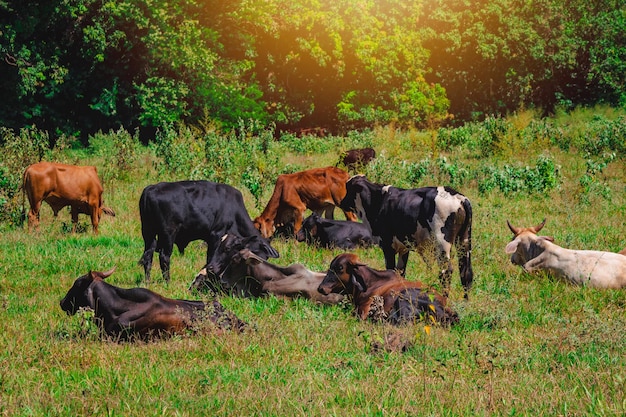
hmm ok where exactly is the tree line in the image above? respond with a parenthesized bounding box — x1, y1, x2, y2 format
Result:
(1, 0, 624, 142)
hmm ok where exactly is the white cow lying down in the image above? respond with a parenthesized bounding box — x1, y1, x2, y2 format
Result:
(505, 219, 626, 289)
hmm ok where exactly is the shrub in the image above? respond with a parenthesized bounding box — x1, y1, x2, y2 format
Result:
(88, 128, 140, 180)
(406, 159, 431, 185)
(477, 155, 560, 195)
(0, 126, 51, 226)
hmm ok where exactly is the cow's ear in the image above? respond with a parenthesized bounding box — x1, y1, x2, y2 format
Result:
(241, 235, 257, 247)
(263, 241, 279, 259)
(349, 273, 367, 292)
(505, 239, 519, 254)
(242, 250, 264, 265)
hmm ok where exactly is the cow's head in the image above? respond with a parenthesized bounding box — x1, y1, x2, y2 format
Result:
(60, 267, 116, 315)
(253, 216, 275, 239)
(206, 234, 252, 279)
(340, 175, 380, 229)
(318, 253, 367, 295)
(505, 219, 554, 266)
(296, 213, 321, 243)
(203, 234, 277, 293)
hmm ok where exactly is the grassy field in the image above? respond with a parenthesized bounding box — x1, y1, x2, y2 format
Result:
(1, 110, 625, 416)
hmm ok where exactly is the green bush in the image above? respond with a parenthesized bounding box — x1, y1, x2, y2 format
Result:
(89, 128, 140, 180)
(0, 126, 51, 226)
(477, 155, 560, 195)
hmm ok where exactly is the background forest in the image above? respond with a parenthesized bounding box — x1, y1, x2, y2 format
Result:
(1, 0, 625, 141)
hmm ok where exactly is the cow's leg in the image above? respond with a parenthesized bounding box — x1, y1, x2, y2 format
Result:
(343, 209, 357, 222)
(396, 252, 410, 276)
(436, 248, 454, 298)
(323, 205, 335, 220)
(382, 244, 397, 271)
(456, 239, 473, 300)
(27, 200, 41, 231)
(139, 236, 157, 283)
(90, 205, 101, 234)
(292, 203, 307, 236)
(158, 238, 174, 282)
(70, 206, 79, 233)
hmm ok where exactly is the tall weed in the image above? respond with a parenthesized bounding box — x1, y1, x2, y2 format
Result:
(0, 126, 51, 226)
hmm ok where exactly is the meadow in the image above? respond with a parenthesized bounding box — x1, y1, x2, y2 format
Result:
(1, 108, 625, 416)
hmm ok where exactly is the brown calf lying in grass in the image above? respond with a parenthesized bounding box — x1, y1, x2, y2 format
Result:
(506, 219, 626, 289)
(318, 253, 458, 325)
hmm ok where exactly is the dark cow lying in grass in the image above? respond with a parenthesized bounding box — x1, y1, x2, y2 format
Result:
(318, 253, 458, 325)
(191, 234, 343, 304)
(60, 267, 246, 340)
(295, 213, 377, 249)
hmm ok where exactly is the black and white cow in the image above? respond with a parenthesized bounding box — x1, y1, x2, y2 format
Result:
(138, 181, 279, 282)
(339, 175, 473, 298)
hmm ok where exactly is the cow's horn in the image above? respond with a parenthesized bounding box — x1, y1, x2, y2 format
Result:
(530, 218, 547, 234)
(101, 266, 116, 279)
(506, 220, 520, 235)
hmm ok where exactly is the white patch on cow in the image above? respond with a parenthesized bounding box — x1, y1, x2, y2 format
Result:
(382, 185, 392, 194)
(419, 187, 465, 260)
(220, 234, 229, 242)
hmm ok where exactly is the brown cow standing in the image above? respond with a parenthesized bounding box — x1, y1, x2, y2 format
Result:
(23, 162, 115, 233)
(253, 167, 357, 239)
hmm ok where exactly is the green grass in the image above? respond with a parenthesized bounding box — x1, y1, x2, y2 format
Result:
(1, 111, 626, 416)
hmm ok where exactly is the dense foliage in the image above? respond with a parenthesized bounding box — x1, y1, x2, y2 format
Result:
(1, 0, 624, 140)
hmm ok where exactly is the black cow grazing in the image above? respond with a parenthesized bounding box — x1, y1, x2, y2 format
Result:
(60, 267, 247, 340)
(340, 175, 473, 299)
(295, 213, 377, 249)
(194, 233, 343, 303)
(138, 181, 279, 282)
(338, 147, 376, 171)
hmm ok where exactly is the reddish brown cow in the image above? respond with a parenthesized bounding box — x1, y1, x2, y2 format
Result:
(619, 247, 626, 256)
(23, 162, 115, 233)
(318, 253, 458, 325)
(253, 167, 357, 238)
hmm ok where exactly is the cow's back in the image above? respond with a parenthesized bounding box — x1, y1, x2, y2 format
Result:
(380, 186, 466, 230)
(139, 180, 256, 247)
(293, 167, 350, 207)
(26, 162, 102, 200)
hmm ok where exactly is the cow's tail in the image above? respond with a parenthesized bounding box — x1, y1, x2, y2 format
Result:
(456, 197, 473, 299)
(20, 168, 29, 225)
(102, 206, 116, 217)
